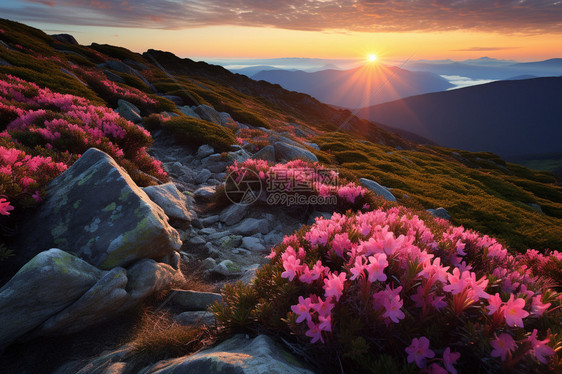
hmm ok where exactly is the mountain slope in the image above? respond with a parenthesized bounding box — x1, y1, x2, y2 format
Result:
(252, 65, 454, 107)
(1, 18, 561, 253)
(357, 77, 562, 158)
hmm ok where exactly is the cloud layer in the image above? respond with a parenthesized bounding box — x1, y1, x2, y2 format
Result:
(3, 0, 562, 34)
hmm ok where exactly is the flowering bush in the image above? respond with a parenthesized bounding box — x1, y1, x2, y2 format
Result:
(0, 73, 166, 213)
(227, 159, 375, 211)
(235, 128, 270, 151)
(71, 66, 157, 111)
(213, 207, 561, 373)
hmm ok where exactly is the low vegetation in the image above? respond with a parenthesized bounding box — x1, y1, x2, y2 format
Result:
(213, 204, 561, 373)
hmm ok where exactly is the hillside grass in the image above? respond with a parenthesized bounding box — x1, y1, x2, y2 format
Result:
(2, 17, 561, 254)
(313, 132, 562, 252)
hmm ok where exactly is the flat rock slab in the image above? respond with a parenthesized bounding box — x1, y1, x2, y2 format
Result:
(17, 148, 181, 270)
(146, 334, 314, 374)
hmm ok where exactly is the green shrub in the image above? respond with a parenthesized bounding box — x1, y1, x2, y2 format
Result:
(163, 116, 237, 152)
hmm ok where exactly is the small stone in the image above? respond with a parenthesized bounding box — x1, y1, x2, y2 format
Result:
(174, 311, 216, 326)
(188, 236, 206, 246)
(200, 215, 220, 226)
(200, 257, 217, 270)
(200, 227, 217, 235)
(241, 237, 266, 252)
(212, 260, 242, 276)
(195, 168, 212, 184)
(196, 144, 215, 159)
(230, 218, 270, 235)
(219, 235, 242, 249)
(193, 186, 216, 201)
(117, 99, 142, 123)
(232, 248, 251, 255)
(427, 207, 452, 221)
(360, 178, 397, 202)
(171, 290, 223, 311)
(220, 204, 248, 226)
(207, 231, 231, 241)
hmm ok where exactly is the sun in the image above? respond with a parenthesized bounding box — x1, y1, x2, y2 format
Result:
(367, 54, 377, 63)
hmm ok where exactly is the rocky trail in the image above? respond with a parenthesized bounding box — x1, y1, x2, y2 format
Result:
(0, 101, 364, 374)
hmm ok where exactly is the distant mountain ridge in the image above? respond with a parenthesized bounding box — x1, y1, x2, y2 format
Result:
(252, 65, 453, 107)
(405, 58, 562, 79)
(357, 76, 562, 158)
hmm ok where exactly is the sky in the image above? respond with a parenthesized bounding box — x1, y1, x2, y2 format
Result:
(1, 0, 562, 63)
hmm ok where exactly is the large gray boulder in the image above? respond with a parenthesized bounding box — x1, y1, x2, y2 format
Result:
(0, 249, 103, 347)
(33, 267, 129, 336)
(143, 183, 195, 229)
(274, 142, 318, 163)
(146, 334, 314, 374)
(194, 105, 222, 126)
(35, 259, 182, 337)
(17, 148, 181, 270)
(359, 178, 397, 202)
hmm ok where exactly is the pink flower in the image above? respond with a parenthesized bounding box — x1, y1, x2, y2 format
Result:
(291, 296, 313, 323)
(281, 254, 301, 281)
(0, 198, 14, 215)
(365, 253, 388, 282)
(382, 294, 405, 323)
(406, 336, 435, 368)
(486, 293, 503, 316)
(331, 232, 351, 258)
(311, 297, 334, 317)
(305, 319, 324, 343)
(349, 255, 367, 281)
(502, 294, 529, 328)
(318, 314, 332, 332)
(32, 190, 42, 202)
(530, 295, 551, 317)
(443, 347, 460, 374)
(323, 272, 346, 302)
(528, 329, 555, 364)
(490, 333, 516, 361)
(298, 260, 326, 284)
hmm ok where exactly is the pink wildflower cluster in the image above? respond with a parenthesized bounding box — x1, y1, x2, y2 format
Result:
(72, 66, 156, 109)
(0, 74, 166, 213)
(0, 145, 68, 211)
(264, 207, 560, 371)
(228, 159, 370, 208)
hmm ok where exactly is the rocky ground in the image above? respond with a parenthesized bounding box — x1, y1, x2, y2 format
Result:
(1, 100, 398, 373)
